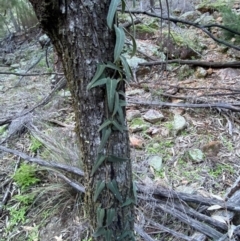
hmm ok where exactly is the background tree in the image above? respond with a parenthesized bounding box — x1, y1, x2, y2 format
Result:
(0, 0, 37, 37)
(28, 1, 135, 240)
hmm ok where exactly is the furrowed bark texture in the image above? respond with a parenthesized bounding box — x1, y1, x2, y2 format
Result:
(29, 0, 134, 239)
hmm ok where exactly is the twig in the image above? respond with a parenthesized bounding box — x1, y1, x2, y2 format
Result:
(55, 172, 85, 193)
(0, 145, 84, 177)
(146, 218, 193, 241)
(0, 71, 64, 76)
(139, 59, 240, 68)
(120, 9, 240, 51)
(139, 195, 223, 239)
(137, 184, 240, 212)
(134, 224, 156, 241)
(127, 98, 240, 112)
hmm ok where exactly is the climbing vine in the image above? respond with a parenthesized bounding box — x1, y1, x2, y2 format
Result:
(87, 0, 137, 240)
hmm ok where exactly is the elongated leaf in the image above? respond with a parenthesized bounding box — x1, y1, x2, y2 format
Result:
(106, 208, 116, 226)
(114, 25, 125, 63)
(97, 207, 105, 227)
(118, 90, 126, 98)
(121, 198, 134, 207)
(112, 119, 126, 132)
(120, 55, 132, 81)
(118, 231, 132, 240)
(107, 0, 121, 29)
(98, 127, 112, 152)
(105, 230, 113, 241)
(89, 77, 108, 89)
(94, 181, 106, 202)
(117, 106, 125, 126)
(98, 119, 112, 132)
(124, 28, 137, 57)
(112, 92, 119, 117)
(107, 180, 123, 203)
(91, 155, 106, 176)
(119, 99, 127, 106)
(93, 227, 106, 237)
(87, 64, 106, 90)
(106, 62, 122, 72)
(121, 0, 126, 13)
(106, 78, 118, 113)
(108, 155, 128, 162)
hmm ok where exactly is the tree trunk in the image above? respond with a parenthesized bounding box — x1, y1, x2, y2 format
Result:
(28, 1, 134, 240)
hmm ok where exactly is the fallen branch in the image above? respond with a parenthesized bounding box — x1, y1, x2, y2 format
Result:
(139, 59, 240, 68)
(137, 184, 240, 212)
(127, 98, 240, 112)
(0, 71, 64, 76)
(139, 195, 223, 239)
(0, 145, 84, 177)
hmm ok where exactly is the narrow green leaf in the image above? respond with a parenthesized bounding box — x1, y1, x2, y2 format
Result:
(98, 127, 112, 152)
(118, 231, 132, 240)
(121, 0, 126, 13)
(106, 78, 118, 113)
(89, 77, 108, 89)
(87, 64, 106, 90)
(91, 155, 106, 176)
(120, 55, 132, 81)
(114, 25, 125, 63)
(124, 28, 137, 57)
(108, 155, 128, 162)
(94, 181, 106, 202)
(106, 208, 116, 226)
(106, 62, 122, 72)
(121, 198, 134, 207)
(107, 180, 123, 203)
(112, 92, 119, 117)
(117, 106, 125, 126)
(119, 99, 126, 106)
(97, 207, 105, 227)
(112, 119, 125, 132)
(93, 227, 106, 237)
(98, 119, 112, 132)
(105, 230, 113, 241)
(107, 0, 121, 29)
(118, 90, 126, 98)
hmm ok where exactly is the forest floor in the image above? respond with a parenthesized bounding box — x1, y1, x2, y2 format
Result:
(1, 2, 240, 241)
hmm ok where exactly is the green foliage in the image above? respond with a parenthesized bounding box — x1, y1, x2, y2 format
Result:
(12, 163, 40, 189)
(218, 5, 240, 43)
(29, 135, 43, 153)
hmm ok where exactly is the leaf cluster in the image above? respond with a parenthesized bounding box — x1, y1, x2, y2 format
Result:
(12, 163, 40, 189)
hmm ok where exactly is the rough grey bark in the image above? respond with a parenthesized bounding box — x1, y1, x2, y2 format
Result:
(28, 0, 134, 240)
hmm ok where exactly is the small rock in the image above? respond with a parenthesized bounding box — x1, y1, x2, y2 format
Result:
(207, 68, 213, 75)
(148, 155, 163, 172)
(130, 135, 144, 149)
(126, 109, 141, 122)
(188, 149, 204, 163)
(10, 63, 20, 69)
(126, 89, 145, 96)
(143, 109, 164, 124)
(176, 185, 195, 194)
(180, 10, 201, 22)
(202, 141, 221, 157)
(173, 115, 187, 133)
(195, 67, 207, 78)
